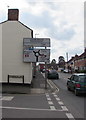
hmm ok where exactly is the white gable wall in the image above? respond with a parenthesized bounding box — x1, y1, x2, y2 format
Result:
(0, 24, 2, 82)
(2, 21, 33, 84)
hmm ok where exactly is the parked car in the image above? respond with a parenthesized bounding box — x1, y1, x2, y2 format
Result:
(67, 73, 86, 96)
(63, 69, 68, 73)
(47, 70, 59, 79)
(42, 69, 45, 73)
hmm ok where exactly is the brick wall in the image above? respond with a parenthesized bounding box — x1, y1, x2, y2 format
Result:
(8, 9, 19, 21)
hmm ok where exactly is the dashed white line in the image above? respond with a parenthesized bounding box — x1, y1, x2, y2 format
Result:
(56, 98, 60, 101)
(47, 97, 51, 101)
(46, 82, 75, 119)
(61, 106, 68, 111)
(50, 106, 56, 110)
(48, 101, 53, 105)
(58, 101, 64, 105)
(46, 94, 49, 97)
(54, 94, 58, 97)
(66, 113, 75, 119)
(52, 93, 56, 95)
(0, 96, 14, 101)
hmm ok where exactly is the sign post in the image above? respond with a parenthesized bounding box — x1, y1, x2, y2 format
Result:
(45, 46, 47, 89)
(23, 38, 50, 89)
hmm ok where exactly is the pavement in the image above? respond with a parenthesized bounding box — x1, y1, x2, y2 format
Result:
(1, 71, 51, 94)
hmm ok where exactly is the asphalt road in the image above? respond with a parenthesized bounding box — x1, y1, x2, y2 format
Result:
(53, 72, 85, 119)
(1, 71, 86, 119)
(1, 93, 70, 119)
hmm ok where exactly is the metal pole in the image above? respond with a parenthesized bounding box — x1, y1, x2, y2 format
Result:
(66, 52, 69, 72)
(66, 52, 68, 62)
(45, 46, 47, 89)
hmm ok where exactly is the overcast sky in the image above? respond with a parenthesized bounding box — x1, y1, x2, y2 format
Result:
(0, 0, 85, 62)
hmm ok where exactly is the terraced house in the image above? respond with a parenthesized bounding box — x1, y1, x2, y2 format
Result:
(66, 48, 86, 73)
(74, 48, 86, 72)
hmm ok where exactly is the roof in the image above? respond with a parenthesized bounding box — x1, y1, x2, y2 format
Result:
(78, 50, 86, 59)
(18, 21, 33, 32)
(0, 20, 8, 24)
(0, 20, 33, 38)
(67, 57, 75, 63)
(73, 73, 86, 76)
(67, 50, 86, 63)
(0, 20, 33, 32)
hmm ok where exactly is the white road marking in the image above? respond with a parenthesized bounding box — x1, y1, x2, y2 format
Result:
(47, 97, 51, 101)
(58, 101, 64, 105)
(1, 96, 14, 101)
(61, 106, 68, 111)
(47, 80, 59, 93)
(50, 106, 56, 110)
(66, 113, 75, 119)
(41, 72, 45, 77)
(48, 101, 53, 105)
(47, 80, 54, 89)
(56, 98, 60, 101)
(0, 106, 63, 111)
(46, 94, 49, 97)
(54, 94, 58, 97)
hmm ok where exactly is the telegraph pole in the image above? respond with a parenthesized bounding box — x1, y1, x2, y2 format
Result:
(66, 52, 68, 71)
(66, 52, 68, 62)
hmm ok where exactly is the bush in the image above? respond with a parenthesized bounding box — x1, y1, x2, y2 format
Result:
(78, 70, 86, 73)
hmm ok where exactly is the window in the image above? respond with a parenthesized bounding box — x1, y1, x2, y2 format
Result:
(70, 75, 74, 81)
(79, 75, 86, 82)
(74, 75, 79, 82)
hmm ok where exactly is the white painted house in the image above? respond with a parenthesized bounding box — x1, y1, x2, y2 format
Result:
(0, 23, 2, 82)
(0, 9, 33, 84)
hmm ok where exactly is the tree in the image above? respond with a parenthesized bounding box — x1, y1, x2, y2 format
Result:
(50, 59, 58, 70)
(51, 59, 56, 64)
(58, 56, 65, 68)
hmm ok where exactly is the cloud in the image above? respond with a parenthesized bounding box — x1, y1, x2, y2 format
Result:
(0, 0, 84, 62)
(47, 25, 75, 40)
(20, 3, 76, 41)
(19, 1, 84, 61)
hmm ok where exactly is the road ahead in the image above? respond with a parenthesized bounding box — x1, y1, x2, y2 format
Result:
(53, 72, 85, 119)
(1, 71, 86, 119)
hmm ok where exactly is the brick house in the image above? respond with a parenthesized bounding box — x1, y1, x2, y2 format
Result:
(65, 56, 75, 73)
(66, 49, 86, 73)
(74, 49, 86, 72)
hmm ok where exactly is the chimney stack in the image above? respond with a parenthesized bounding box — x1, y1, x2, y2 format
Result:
(8, 9, 19, 21)
(84, 47, 86, 52)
